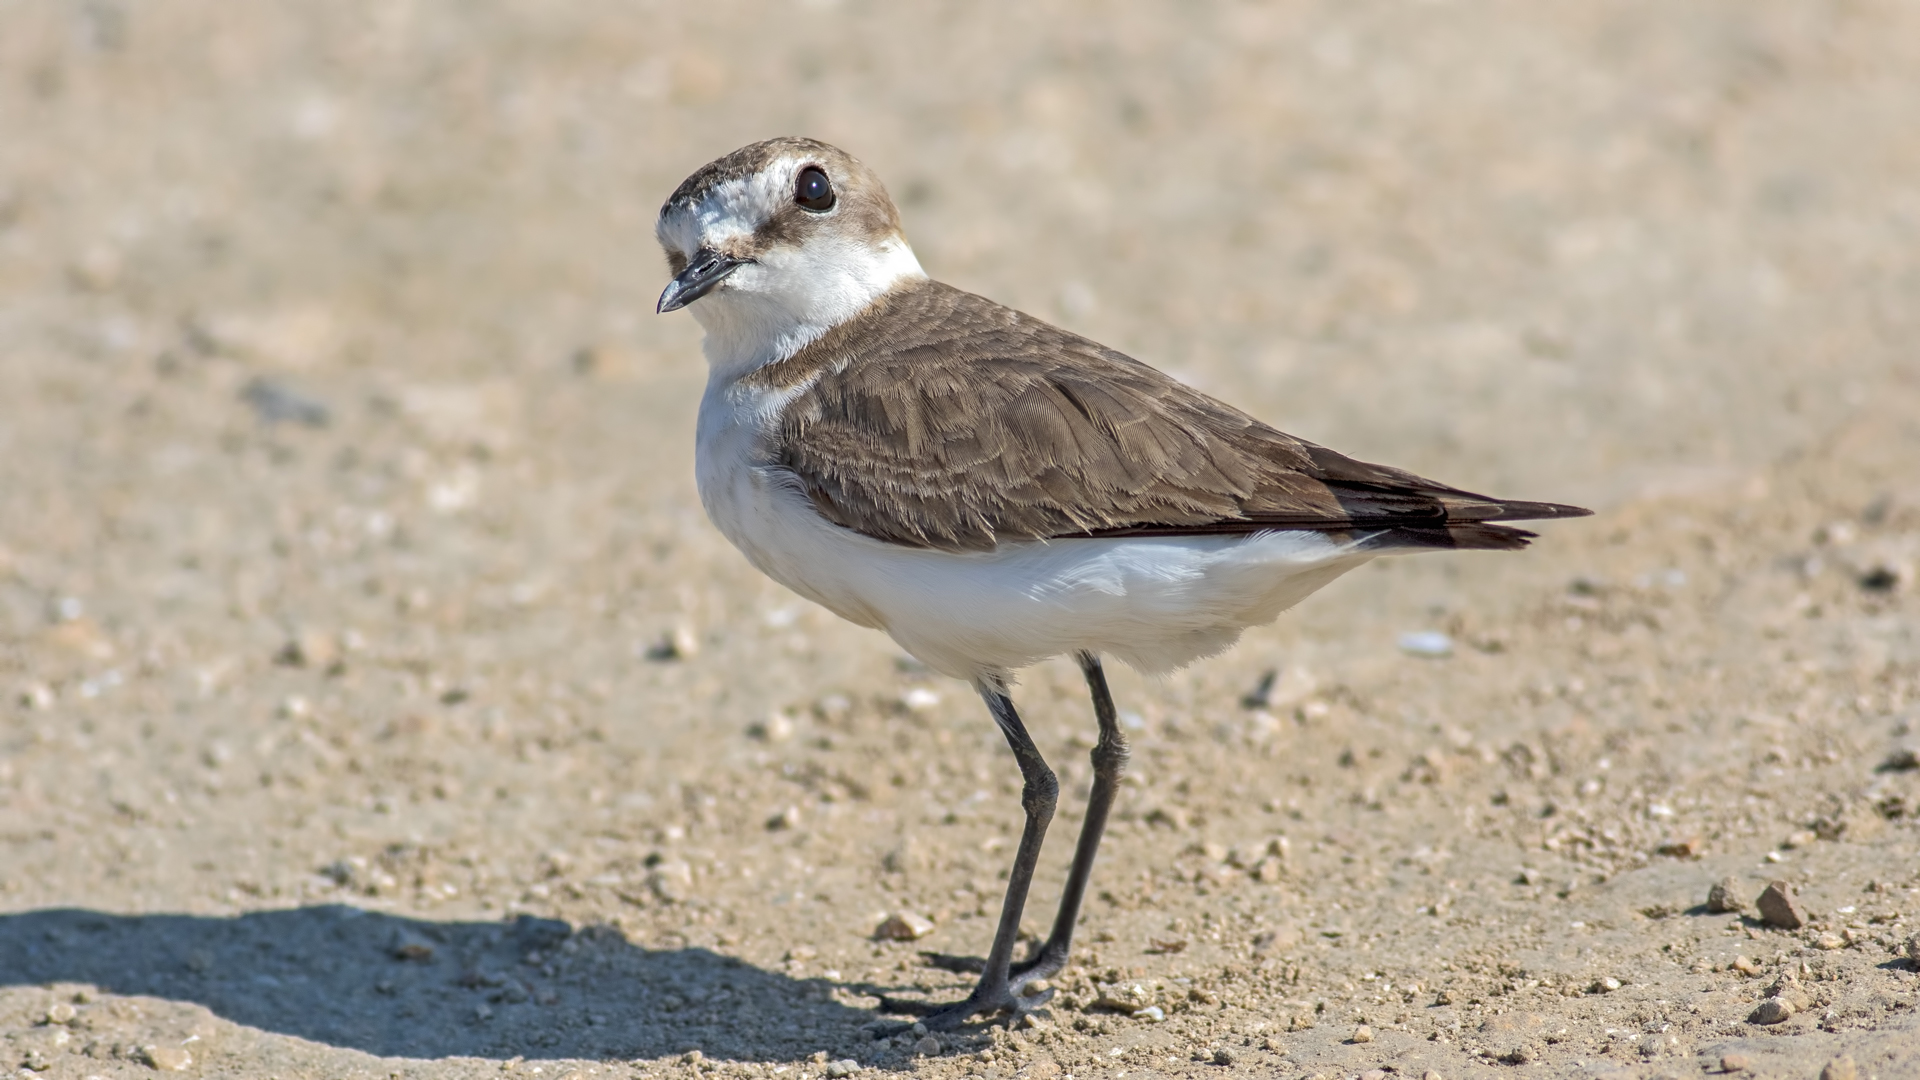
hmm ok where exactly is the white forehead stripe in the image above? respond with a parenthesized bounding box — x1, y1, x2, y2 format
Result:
(657, 161, 800, 255)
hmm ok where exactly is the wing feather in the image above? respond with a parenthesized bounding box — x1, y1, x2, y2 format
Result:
(766, 280, 1589, 552)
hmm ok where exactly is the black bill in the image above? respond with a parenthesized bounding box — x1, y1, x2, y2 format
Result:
(657, 248, 748, 313)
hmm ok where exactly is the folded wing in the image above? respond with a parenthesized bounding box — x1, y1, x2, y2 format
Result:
(767, 281, 1590, 553)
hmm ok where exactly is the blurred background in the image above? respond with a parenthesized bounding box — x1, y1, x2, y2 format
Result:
(2, 2, 1918, 1073)
(5, 0, 1916, 730)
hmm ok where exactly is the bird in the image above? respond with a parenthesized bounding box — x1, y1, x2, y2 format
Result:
(653, 137, 1589, 1029)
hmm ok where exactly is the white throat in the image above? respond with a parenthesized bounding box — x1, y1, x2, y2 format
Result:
(690, 235, 925, 381)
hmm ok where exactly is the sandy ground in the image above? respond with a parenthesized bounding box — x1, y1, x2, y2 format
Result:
(4, 3, 1920, 1078)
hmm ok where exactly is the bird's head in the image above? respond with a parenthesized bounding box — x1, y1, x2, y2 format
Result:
(655, 137, 926, 369)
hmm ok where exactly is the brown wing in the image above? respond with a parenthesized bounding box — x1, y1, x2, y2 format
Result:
(763, 280, 1590, 553)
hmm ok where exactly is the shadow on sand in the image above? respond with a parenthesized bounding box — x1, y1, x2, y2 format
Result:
(0, 905, 895, 1063)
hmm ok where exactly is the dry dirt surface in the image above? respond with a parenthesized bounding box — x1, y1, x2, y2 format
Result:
(4, 3, 1920, 1079)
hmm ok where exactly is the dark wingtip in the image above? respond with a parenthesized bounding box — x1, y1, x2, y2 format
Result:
(1364, 523, 1539, 552)
(1479, 500, 1593, 523)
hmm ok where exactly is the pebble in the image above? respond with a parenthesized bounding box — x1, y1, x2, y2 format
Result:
(45, 1002, 76, 1024)
(143, 1045, 193, 1071)
(276, 628, 340, 669)
(1820, 1054, 1858, 1080)
(750, 711, 795, 741)
(766, 805, 802, 831)
(1423, 1072, 1444, 1080)
(242, 377, 330, 427)
(1132, 1005, 1165, 1023)
(1397, 631, 1453, 658)
(1350, 1024, 1374, 1043)
(1361, 1071, 1388, 1080)
(1731, 955, 1761, 976)
(825, 1061, 860, 1079)
(1589, 977, 1621, 993)
(1719, 1053, 1751, 1072)
(914, 1035, 940, 1056)
(1747, 998, 1794, 1025)
(389, 932, 435, 961)
(874, 912, 935, 941)
(1755, 880, 1806, 929)
(666, 625, 701, 660)
(1814, 932, 1847, 950)
(646, 860, 694, 903)
(1706, 876, 1747, 914)
(1093, 981, 1154, 1011)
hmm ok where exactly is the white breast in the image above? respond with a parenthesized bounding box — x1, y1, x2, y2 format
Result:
(695, 374, 1381, 682)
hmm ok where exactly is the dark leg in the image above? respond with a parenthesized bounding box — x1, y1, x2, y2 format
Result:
(1007, 651, 1128, 991)
(907, 678, 1059, 1030)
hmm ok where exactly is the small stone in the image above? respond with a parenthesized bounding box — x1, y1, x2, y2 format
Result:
(748, 711, 794, 741)
(1706, 876, 1747, 914)
(1814, 932, 1846, 950)
(1397, 630, 1453, 658)
(1719, 1052, 1751, 1072)
(914, 1035, 940, 1056)
(874, 912, 935, 941)
(1362, 1071, 1389, 1080)
(276, 628, 339, 669)
(1755, 880, 1806, 929)
(766, 805, 802, 830)
(1423, 1072, 1444, 1080)
(1212, 1048, 1234, 1065)
(1820, 1054, 1858, 1080)
(1748, 998, 1794, 1025)
(1262, 1036, 1284, 1051)
(680, 1050, 704, 1064)
(45, 1002, 76, 1024)
(646, 859, 694, 903)
(1780, 829, 1818, 849)
(1093, 981, 1153, 1011)
(1131, 1005, 1165, 1022)
(665, 625, 700, 660)
(1589, 977, 1622, 993)
(389, 932, 435, 961)
(1350, 1024, 1373, 1043)
(1656, 836, 1703, 858)
(1252, 924, 1302, 955)
(1731, 955, 1761, 976)
(1882, 747, 1920, 772)
(143, 1045, 193, 1071)
(1013, 1062, 1060, 1080)
(825, 1061, 859, 1079)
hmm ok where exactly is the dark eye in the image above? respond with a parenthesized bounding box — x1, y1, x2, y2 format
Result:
(794, 166, 835, 212)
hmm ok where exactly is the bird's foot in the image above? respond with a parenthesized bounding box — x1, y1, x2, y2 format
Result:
(875, 982, 1055, 1032)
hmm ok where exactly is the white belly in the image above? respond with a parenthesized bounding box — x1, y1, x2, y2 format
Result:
(695, 375, 1379, 681)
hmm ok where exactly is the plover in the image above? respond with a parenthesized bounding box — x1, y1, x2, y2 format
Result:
(655, 137, 1588, 1028)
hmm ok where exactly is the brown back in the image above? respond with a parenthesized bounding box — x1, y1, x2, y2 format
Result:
(760, 280, 1588, 553)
